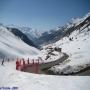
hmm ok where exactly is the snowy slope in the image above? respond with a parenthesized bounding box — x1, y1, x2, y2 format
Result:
(0, 27, 89, 90)
(49, 26, 90, 74)
(0, 60, 90, 90)
(0, 28, 90, 90)
(0, 26, 41, 59)
(6, 25, 42, 41)
(0, 25, 64, 64)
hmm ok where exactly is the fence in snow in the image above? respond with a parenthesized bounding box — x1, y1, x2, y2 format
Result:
(16, 58, 44, 74)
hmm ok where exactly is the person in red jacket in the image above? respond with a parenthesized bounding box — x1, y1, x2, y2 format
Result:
(16, 59, 19, 70)
(27, 58, 29, 65)
(22, 58, 25, 68)
(19, 59, 22, 66)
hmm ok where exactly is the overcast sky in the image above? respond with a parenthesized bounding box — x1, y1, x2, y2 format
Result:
(0, 0, 90, 31)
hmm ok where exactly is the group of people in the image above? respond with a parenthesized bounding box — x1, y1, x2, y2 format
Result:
(1, 58, 13, 66)
(16, 58, 41, 71)
(16, 58, 28, 70)
(1, 59, 9, 65)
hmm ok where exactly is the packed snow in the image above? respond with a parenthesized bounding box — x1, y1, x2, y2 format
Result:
(0, 61, 90, 90)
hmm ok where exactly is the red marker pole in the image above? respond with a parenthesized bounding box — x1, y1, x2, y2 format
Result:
(20, 59, 21, 65)
(19, 59, 22, 71)
(35, 59, 39, 74)
(27, 58, 29, 65)
(22, 58, 25, 68)
(33, 59, 35, 73)
(38, 59, 39, 64)
(37, 59, 39, 74)
(16, 58, 19, 70)
(32, 59, 34, 66)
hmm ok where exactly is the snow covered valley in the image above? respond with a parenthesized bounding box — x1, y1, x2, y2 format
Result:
(48, 26, 90, 75)
(0, 13, 90, 90)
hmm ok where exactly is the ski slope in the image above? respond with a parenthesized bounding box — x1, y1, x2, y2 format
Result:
(0, 61, 90, 90)
(0, 26, 41, 59)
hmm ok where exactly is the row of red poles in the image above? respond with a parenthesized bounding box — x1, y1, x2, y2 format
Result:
(16, 58, 42, 74)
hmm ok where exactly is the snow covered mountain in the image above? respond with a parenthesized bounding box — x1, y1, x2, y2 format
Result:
(7, 27, 37, 48)
(37, 13, 90, 46)
(0, 25, 41, 59)
(0, 12, 90, 90)
(19, 27, 42, 39)
(43, 13, 90, 75)
(49, 26, 90, 75)
(6, 25, 42, 44)
(4, 13, 90, 47)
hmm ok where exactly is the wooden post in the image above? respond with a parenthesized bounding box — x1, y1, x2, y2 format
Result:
(16, 58, 19, 70)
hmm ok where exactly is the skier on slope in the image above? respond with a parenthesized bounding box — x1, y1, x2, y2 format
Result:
(1, 59, 4, 65)
(22, 58, 25, 68)
(16, 59, 20, 70)
(27, 58, 29, 65)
